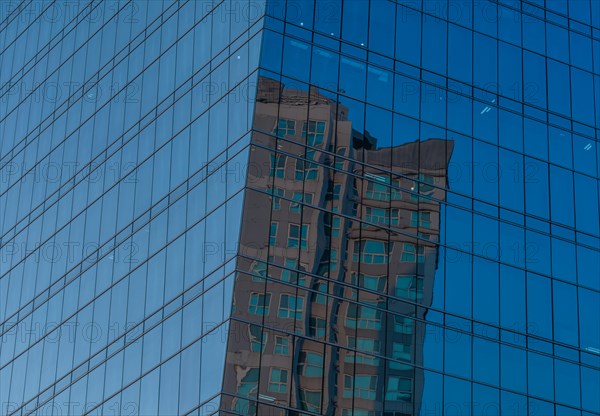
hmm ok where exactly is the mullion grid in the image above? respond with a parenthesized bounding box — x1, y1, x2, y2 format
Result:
(262, 9, 600, 141)
(0, 55, 261, 337)
(9, 183, 246, 415)
(0, 0, 188, 191)
(0, 136, 253, 374)
(264, 2, 600, 412)
(0, 25, 264, 303)
(251, 35, 600, 248)
(246, 137, 600, 283)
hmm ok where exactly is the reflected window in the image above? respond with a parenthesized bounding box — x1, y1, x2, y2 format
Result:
(298, 389, 321, 412)
(410, 211, 432, 228)
(270, 154, 287, 178)
(295, 150, 319, 180)
(346, 302, 382, 330)
(290, 192, 314, 213)
(303, 120, 326, 146)
(269, 187, 284, 210)
(365, 174, 402, 201)
(237, 368, 259, 395)
(391, 180, 402, 200)
(278, 294, 304, 319)
(248, 325, 267, 353)
(410, 174, 435, 200)
(311, 282, 328, 304)
(335, 147, 347, 170)
(281, 258, 298, 282)
(353, 240, 390, 264)
(234, 368, 259, 413)
(248, 293, 271, 316)
(274, 118, 296, 138)
(288, 224, 309, 249)
(274, 336, 289, 355)
(350, 273, 386, 292)
(391, 176, 403, 199)
(395, 275, 424, 300)
(393, 314, 414, 334)
(309, 317, 326, 338)
(365, 174, 391, 201)
(268, 368, 288, 393)
(332, 183, 342, 200)
(269, 222, 278, 246)
(385, 376, 412, 401)
(281, 259, 308, 285)
(251, 260, 267, 282)
(332, 217, 342, 238)
(321, 248, 338, 272)
(364, 207, 400, 226)
(418, 232, 432, 241)
(400, 243, 424, 263)
(343, 375, 377, 400)
(298, 351, 324, 377)
(365, 207, 388, 225)
(298, 264, 308, 286)
(346, 336, 380, 366)
(389, 342, 412, 370)
(392, 209, 401, 225)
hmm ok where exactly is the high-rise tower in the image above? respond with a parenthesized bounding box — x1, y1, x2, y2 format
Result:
(1, 1, 599, 415)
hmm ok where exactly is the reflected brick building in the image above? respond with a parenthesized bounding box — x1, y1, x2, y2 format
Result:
(221, 77, 453, 415)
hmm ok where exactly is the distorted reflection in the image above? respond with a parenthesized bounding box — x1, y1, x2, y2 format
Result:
(221, 76, 454, 415)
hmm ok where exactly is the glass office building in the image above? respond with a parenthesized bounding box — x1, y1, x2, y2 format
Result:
(1, 1, 599, 415)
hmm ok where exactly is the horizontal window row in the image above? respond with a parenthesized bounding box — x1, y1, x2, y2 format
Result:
(244, 248, 598, 356)
(257, 61, 598, 180)
(265, 0, 600, 74)
(1, 179, 247, 371)
(224, 318, 599, 413)
(245, 177, 600, 292)
(253, 140, 600, 250)
(0, 135, 253, 336)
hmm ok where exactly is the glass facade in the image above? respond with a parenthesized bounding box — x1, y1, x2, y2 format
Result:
(1, 1, 264, 414)
(1, 1, 599, 416)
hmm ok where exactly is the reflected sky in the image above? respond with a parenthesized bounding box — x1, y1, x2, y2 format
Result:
(222, 0, 600, 413)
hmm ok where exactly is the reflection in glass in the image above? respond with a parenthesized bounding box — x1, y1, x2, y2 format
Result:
(221, 76, 454, 414)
